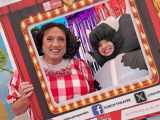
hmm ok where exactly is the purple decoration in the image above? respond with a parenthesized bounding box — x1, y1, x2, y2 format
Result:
(66, 8, 98, 53)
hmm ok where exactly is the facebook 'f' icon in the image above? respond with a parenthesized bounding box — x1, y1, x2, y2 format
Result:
(91, 104, 104, 115)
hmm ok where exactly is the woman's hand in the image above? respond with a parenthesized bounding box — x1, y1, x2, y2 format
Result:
(19, 81, 34, 99)
(11, 81, 34, 116)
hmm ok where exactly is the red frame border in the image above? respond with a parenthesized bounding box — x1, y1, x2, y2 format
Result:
(0, 0, 160, 119)
(1, 14, 43, 120)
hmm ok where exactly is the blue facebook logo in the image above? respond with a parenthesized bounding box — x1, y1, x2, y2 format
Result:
(91, 104, 104, 115)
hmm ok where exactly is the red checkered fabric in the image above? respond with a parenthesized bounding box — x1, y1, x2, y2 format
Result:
(7, 58, 94, 104)
(45, 58, 94, 103)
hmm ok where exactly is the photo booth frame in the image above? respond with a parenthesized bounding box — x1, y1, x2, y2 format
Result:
(19, 0, 160, 119)
(0, 22, 16, 71)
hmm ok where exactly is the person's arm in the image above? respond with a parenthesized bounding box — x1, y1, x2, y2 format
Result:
(11, 82, 34, 115)
(7, 70, 34, 116)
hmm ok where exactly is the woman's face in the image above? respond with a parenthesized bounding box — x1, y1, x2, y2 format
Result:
(42, 27, 66, 64)
(98, 40, 115, 57)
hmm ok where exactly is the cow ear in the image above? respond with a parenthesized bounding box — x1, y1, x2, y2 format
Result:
(118, 14, 140, 52)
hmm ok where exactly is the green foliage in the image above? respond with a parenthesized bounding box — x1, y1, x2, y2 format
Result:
(0, 48, 7, 68)
(0, 48, 13, 73)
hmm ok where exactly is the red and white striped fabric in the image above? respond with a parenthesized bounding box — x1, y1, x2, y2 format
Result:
(7, 70, 34, 120)
(7, 69, 21, 104)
